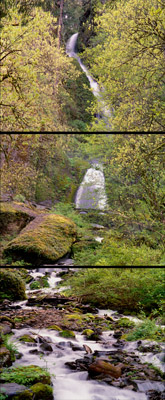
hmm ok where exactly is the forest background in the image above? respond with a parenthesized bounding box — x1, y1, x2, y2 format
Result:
(0, 0, 164, 132)
(0, 133, 164, 266)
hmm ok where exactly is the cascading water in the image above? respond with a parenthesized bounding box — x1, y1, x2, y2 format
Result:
(66, 33, 111, 125)
(75, 162, 107, 210)
(3, 269, 164, 400)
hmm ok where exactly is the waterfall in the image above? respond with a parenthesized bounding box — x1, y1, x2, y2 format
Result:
(75, 162, 107, 210)
(66, 33, 111, 124)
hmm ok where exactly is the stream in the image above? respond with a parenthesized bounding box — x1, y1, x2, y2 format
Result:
(4, 268, 165, 400)
(66, 33, 111, 127)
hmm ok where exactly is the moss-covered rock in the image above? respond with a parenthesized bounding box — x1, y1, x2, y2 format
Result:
(3, 214, 77, 265)
(18, 335, 37, 343)
(59, 330, 75, 338)
(13, 389, 33, 400)
(82, 329, 94, 338)
(0, 269, 26, 302)
(47, 325, 62, 331)
(30, 382, 53, 400)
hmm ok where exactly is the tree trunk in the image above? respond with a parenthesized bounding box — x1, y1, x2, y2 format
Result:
(58, 0, 64, 49)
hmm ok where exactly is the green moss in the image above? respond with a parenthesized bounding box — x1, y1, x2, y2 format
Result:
(30, 281, 41, 290)
(3, 214, 77, 264)
(0, 269, 26, 302)
(47, 325, 62, 331)
(0, 365, 51, 385)
(59, 330, 75, 338)
(117, 318, 135, 328)
(30, 383, 53, 400)
(19, 335, 36, 343)
(82, 329, 94, 337)
(13, 390, 33, 400)
(65, 314, 82, 321)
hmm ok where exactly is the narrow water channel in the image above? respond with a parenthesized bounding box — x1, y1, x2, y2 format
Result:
(66, 33, 111, 126)
(7, 269, 164, 400)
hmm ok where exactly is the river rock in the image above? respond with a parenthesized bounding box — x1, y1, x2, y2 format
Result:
(113, 330, 123, 339)
(40, 343, 53, 352)
(0, 346, 12, 367)
(0, 383, 29, 397)
(0, 323, 12, 335)
(88, 360, 124, 378)
(147, 389, 165, 400)
(90, 223, 105, 229)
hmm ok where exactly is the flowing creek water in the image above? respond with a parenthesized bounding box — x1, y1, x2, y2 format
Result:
(6, 269, 164, 400)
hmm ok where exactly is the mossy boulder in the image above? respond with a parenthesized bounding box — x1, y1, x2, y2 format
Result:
(0, 269, 26, 302)
(30, 383, 53, 400)
(59, 330, 75, 338)
(3, 214, 77, 265)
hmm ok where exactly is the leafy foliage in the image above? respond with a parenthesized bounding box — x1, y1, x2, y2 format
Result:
(0, 365, 51, 385)
(126, 319, 164, 341)
(0, 6, 92, 131)
(64, 268, 164, 313)
(84, 0, 165, 131)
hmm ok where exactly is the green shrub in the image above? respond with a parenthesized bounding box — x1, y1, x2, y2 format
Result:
(126, 319, 164, 341)
(117, 318, 135, 328)
(64, 268, 164, 313)
(0, 365, 51, 386)
(13, 194, 26, 203)
(30, 281, 41, 290)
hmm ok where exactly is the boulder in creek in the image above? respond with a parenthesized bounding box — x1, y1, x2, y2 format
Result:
(3, 213, 77, 265)
(88, 360, 126, 379)
(29, 382, 53, 400)
(0, 383, 31, 399)
(39, 343, 53, 352)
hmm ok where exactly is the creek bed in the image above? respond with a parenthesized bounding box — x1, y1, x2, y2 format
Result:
(3, 268, 165, 400)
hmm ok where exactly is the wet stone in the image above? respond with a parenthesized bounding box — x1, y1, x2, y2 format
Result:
(147, 390, 165, 400)
(29, 349, 44, 355)
(40, 343, 53, 352)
